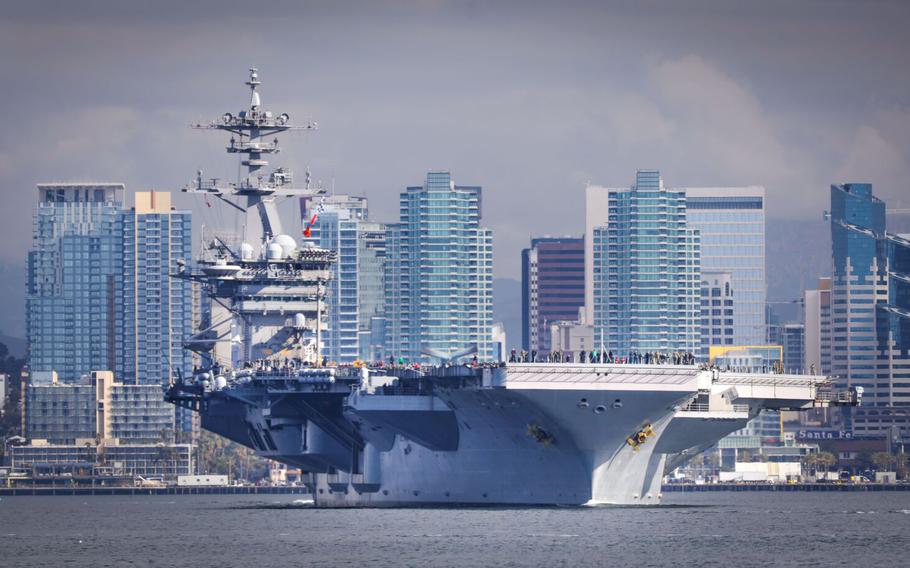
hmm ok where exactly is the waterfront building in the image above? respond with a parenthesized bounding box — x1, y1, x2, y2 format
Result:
(803, 277, 832, 375)
(782, 323, 805, 374)
(699, 270, 735, 360)
(384, 171, 493, 362)
(829, 183, 910, 436)
(520, 236, 585, 353)
(301, 196, 386, 363)
(27, 184, 125, 383)
(27, 186, 193, 439)
(684, 187, 767, 348)
(589, 170, 701, 355)
(9, 442, 192, 481)
(549, 308, 595, 359)
(25, 371, 175, 445)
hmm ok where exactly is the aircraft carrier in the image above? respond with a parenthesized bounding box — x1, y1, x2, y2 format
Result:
(165, 69, 860, 506)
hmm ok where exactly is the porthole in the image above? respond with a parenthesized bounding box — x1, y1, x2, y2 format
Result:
(594, 405, 607, 414)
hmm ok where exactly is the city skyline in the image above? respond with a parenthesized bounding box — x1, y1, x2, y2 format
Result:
(3, 1, 910, 338)
(5, 6, 910, 554)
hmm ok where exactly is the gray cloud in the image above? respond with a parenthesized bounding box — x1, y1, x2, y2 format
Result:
(1, 0, 909, 337)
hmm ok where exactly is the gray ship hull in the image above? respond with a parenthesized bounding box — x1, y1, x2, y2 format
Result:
(172, 363, 836, 506)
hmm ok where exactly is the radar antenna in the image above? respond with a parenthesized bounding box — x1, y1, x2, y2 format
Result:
(185, 68, 322, 240)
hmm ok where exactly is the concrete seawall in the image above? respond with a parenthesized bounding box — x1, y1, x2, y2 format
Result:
(0, 486, 311, 497)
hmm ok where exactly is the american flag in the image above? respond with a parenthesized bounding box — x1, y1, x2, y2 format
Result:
(303, 197, 326, 237)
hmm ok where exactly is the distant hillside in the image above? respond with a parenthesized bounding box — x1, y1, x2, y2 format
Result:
(0, 334, 26, 358)
(765, 219, 831, 302)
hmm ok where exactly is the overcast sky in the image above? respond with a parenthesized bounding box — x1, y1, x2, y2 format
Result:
(1, 0, 909, 337)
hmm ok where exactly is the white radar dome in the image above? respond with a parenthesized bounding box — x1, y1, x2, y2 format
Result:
(274, 234, 297, 257)
(240, 242, 254, 260)
(266, 242, 284, 261)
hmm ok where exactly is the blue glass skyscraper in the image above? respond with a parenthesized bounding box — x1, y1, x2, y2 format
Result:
(118, 191, 193, 386)
(385, 171, 493, 362)
(592, 170, 701, 355)
(28, 186, 193, 387)
(27, 184, 125, 382)
(302, 195, 387, 363)
(831, 183, 886, 393)
(830, 183, 910, 436)
(684, 187, 766, 348)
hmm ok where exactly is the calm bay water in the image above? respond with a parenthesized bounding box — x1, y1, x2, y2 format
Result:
(2, 492, 909, 567)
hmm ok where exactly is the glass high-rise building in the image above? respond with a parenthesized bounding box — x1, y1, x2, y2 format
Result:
(118, 191, 193, 386)
(591, 170, 701, 355)
(28, 186, 193, 387)
(782, 323, 805, 374)
(302, 195, 386, 363)
(521, 237, 585, 353)
(830, 183, 910, 436)
(684, 187, 766, 348)
(357, 221, 387, 361)
(385, 171, 493, 362)
(27, 184, 125, 382)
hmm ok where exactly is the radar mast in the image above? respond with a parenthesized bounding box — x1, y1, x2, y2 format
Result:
(178, 68, 335, 369)
(185, 67, 322, 241)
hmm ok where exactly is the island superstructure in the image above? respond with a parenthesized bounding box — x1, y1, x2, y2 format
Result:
(178, 68, 332, 370)
(166, 69, 860, 506)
